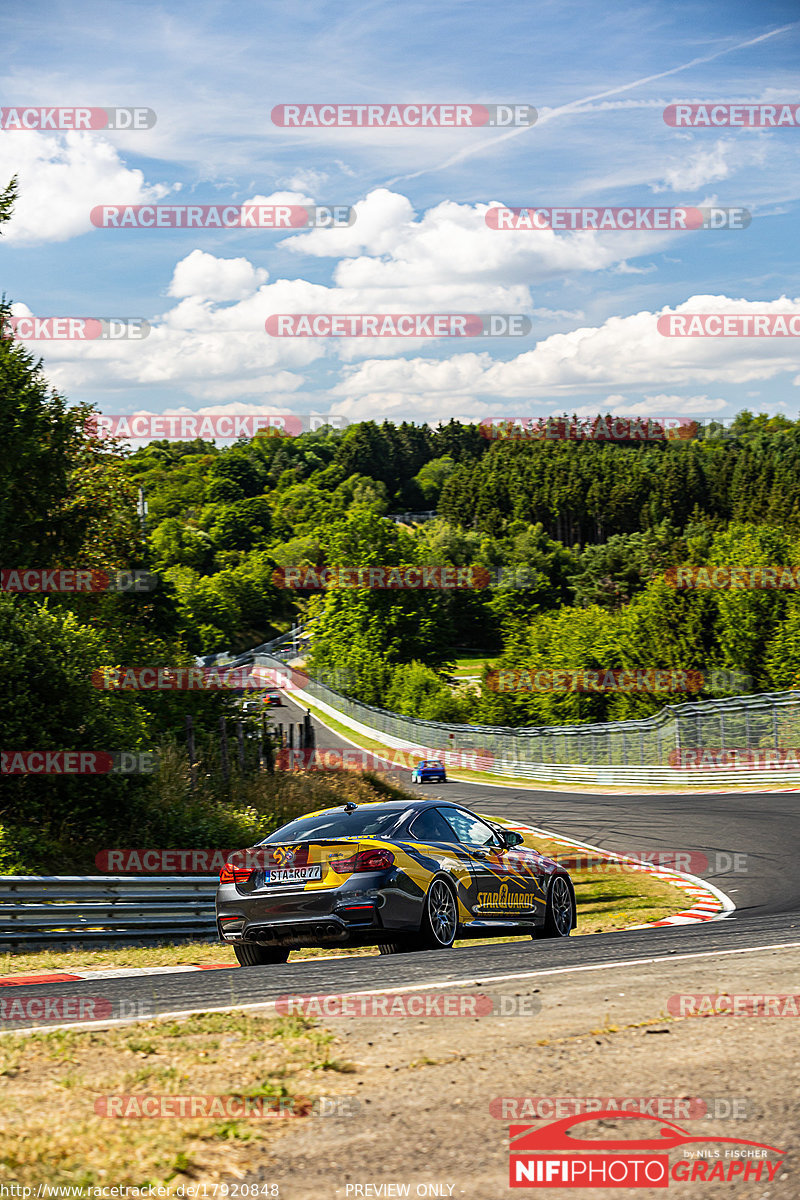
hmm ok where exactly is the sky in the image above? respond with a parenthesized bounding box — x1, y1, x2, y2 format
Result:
(1, 0, 799, 434)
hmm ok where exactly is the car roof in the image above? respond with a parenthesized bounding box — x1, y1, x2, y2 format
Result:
(305, 798, 489, 821)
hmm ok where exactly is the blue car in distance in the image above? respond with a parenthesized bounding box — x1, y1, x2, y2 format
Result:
(411, 759, 447, 784)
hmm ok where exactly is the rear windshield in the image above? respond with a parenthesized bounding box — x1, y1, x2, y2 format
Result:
(261, 807, 406, 843)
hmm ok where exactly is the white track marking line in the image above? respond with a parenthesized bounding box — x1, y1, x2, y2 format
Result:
(6, 939, 800, 1037)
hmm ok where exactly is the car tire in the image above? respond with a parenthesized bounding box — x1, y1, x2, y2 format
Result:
(233, 943, 291, 966)
(535, 875, 574, 939)
(416, 876, 458, 949)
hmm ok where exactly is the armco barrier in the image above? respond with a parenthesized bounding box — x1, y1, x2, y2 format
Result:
(246, 653, 800, 788)
(0, 876, 218, 949)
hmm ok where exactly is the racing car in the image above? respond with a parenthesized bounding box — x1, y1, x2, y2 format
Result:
(411, 758, 447, 784)
(217, 798, 576, 964)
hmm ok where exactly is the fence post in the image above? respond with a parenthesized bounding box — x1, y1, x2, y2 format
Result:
(772, 703, 778, 749)
(219, 717, 229, 787)
(185, 715, 197, 789)
(236, 720, 245, 772)
(262, 717, 274, 775)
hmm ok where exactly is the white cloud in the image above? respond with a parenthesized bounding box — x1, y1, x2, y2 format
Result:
(334, 295, 800, 407)
(279, 168, 329, 193)
(612, 261, 657, 275)
(0, 131, 172, 244)
(571, 393, 728, 416)
(286, 188, 417, 259)
(168, 250, 268, 301)
(288, 190, 701, 292)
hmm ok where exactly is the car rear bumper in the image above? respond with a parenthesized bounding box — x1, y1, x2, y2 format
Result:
(216, 869, 422, 947)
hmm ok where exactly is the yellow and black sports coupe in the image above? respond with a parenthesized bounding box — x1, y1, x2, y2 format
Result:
(217, 798, 576, 965)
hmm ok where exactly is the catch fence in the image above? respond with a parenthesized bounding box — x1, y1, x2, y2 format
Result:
(249, 652, 800, 786)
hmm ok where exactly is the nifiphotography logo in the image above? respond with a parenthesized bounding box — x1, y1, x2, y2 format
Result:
(508, 1111, 786, 1187)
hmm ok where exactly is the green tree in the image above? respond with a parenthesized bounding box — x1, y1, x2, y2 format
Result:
(413, 455, 456, 506)
(0, 595, 151, 833)
(207, 497, 272, 551)
(0, 175, 17, 229)
(0, 318, 128, 567)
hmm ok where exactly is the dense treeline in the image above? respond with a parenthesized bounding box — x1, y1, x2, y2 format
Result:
(111, 410, 800, 732)
(439, 414, 800, 542)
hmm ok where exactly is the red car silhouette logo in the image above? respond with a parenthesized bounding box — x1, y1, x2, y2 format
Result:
(510, 1111, 784, 1155)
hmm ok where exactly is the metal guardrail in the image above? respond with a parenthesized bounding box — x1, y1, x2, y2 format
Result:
(0, 876, 218, 949)
(386, 510, 438, 524)
(249, 651, 800, 787)
(204, 624, 310, 671)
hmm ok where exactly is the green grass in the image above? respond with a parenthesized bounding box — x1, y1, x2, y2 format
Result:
(448, 651, 497, 677)
(0, 1010, 353, 1191)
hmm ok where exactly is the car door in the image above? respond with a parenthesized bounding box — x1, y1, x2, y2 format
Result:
(404, 806, 476, 918)
(433, 807, 518, 920)
(442, 808, 543, 921)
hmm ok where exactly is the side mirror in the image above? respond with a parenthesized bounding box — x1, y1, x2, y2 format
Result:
(500, 829, 524, 849)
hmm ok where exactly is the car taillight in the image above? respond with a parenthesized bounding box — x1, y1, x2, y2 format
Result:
(219, 862, 254, 884)
(328, 848, 395, 874)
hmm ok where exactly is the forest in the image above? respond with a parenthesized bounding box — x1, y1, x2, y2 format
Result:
(4, 159, 800, 865)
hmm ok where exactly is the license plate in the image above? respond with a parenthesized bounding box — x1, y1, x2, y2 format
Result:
(264, 865, 322, 884)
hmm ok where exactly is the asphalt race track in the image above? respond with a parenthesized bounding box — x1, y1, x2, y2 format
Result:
(5, 695, 799, 1028)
